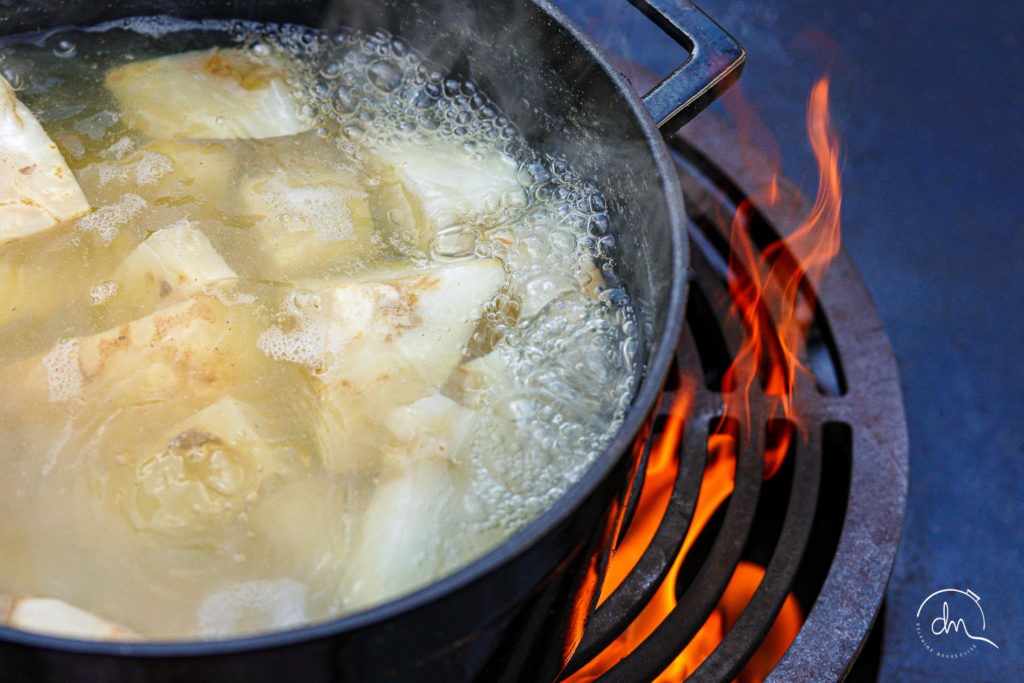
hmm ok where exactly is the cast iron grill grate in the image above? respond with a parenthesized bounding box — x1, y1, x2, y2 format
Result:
(560, 122, 908, 682)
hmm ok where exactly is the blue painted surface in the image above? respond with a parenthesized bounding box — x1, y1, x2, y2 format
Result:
(553, 1, 1024, 680)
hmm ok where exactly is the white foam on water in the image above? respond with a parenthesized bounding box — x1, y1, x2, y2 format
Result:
(197, 579, 308, 637)
(257, 172, 364, 243)
(133, 150, 173, 185)
(77, 193, 146, 245)
(257, 292, 328, 371)
(40, 338, 83, 404)
(95, 161, 124, 187)
(104, 136, 134, 160)
(88, 281, 118, 305)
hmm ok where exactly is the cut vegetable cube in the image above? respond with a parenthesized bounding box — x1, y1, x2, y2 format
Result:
(0, 296, 258, 421)
(250, 474, 363, 598)
(110, 221, 237, 310)
(0, 76, 90, 245)
(2, 596, 139, 641)
(383, 393, 478, 466)
(105, 48, 312, 139)
(342, 458, 458, 608)
(114, 396, 301, 541)
(78, 138, 239, 212)
(239, 164, 373, 276)
(197, 579, 308, 637)
(257, 259, 504, 472)
(261, 259, 504, 403)
(368, 140, 525, 251)
(447, 347, 516, 411)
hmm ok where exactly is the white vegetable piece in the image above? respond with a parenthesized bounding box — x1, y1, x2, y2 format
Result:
(448, 346, 516, 411)
(197, 579, 308, 637)
(383, 393, 479, 466)
(369, 140, 525, 250)
(517, 269, 598, 319)
(251, 474, 358, 590)
(0, 76, 90, 245)
(76, 297, 247, 407)
(110, 220, 237, 309)
(321, 260, 505, 398)
(343, 458, 458, 609)
(1, 596, 139, 640)
(78, 138, 239, 211)
(138, 139, 239, 202)
(105, 48, 312, 140)
(262, 259, 505, 405)
(239, 165, 373, 276)
(0, 296, 256, 420)
(258, 259, 504, 471)
(118, 396, 300, 540)
(478, 223, 605, 319)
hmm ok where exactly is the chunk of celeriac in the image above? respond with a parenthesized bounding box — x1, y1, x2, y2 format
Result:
(368, 140, 525, 252)
(515, 266, 604, 319)
(332, 260, 503, 394)
(251, 474, 362, 593)
(383, 393, 479, 469)
(239, 164, 373, 277)
(77, 138, 239, 213)
(113, 395, 301, 542)
(257, 259, 504, 471)
(1, 595, 139, 641)
(342, 452, 509, 610)
(0, 76, 90, 246)
(197, 579, 308, 638)
(108, 220, 237, 311)
(447, 346, 516, 411)
(105, 48, 312, 140)
(0, 296, 257, 423)
(263, 259, 504, 402)
(141, 138, 239, 203)
(342, 458, 459, 609)
(478, 224, 606, 319)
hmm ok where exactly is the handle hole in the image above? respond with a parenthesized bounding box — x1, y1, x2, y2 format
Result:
(550, 0, 691, 95)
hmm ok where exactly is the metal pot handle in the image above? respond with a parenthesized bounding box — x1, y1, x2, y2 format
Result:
(629, 0, 745, 134)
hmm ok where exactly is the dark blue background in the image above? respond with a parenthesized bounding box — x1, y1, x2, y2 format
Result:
(553, 1, 1024, 680)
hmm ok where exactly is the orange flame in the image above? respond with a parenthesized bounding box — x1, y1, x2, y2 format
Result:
(563, 76, 841, 682)
(719, 76, 841, 477)
(718, 562, 804, 683)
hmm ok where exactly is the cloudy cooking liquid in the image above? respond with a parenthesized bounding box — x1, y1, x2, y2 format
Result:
(0, 18, 638, 638)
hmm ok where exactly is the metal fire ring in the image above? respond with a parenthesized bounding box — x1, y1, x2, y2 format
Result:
(562, 108, 907, 682)
(671, 113, 909, 682)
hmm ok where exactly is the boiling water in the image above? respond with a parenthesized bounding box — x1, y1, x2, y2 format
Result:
(0, 18, 638, 638)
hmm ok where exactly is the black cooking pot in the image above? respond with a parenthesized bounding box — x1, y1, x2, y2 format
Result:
(0, 1, 742, 680)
